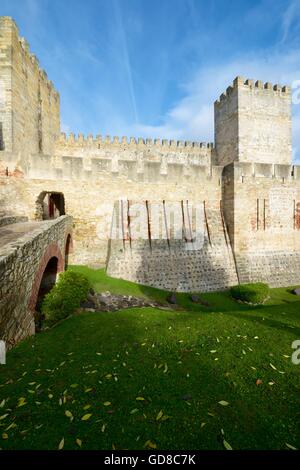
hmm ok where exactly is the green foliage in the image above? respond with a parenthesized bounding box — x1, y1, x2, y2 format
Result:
(41, 270, 91, 326)
(230, 282, 270, 304)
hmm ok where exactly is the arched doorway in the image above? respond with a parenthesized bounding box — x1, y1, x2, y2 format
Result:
(29, 243, 64, 330)
(35, 191, 65, 221)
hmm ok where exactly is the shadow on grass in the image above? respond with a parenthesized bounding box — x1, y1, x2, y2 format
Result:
(3, 305, 300, 450)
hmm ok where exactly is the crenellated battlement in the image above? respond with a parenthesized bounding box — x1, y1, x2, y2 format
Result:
(18, 38, 59, 101)
(56, 132, 214, 150)
(215, 76, 291, 105)
(0, 16, 60, 155)
(0, 17, 59, 100)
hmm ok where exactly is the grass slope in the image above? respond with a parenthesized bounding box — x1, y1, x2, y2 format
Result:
(0, 267, 300, 450)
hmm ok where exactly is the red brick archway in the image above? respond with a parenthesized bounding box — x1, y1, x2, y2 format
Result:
(65, 233, 73, 269)
(28, 243, 64, 311)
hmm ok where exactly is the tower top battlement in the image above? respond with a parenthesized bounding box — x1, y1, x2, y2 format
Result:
(215, 76, 291, 106)
(0, 16, 60, 155)
(0, 16, 59, 100)
(214, 76, 292, 167)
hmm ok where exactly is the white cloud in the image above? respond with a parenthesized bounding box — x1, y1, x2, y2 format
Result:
(124, 48, 300, 162)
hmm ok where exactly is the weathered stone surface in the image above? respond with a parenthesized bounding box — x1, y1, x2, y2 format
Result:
(80, 291, 162, 313)
(0, 216, 72, 348)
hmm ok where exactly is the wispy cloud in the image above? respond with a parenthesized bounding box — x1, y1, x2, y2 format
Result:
(280, 0, 300, 44)
(112, 0, 138, 124)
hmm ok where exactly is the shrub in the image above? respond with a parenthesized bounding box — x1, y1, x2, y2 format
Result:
(230, 282, 270, 305)
(41, 270, 91, 326)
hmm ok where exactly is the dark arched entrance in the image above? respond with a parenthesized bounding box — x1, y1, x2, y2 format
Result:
(35, 191, 65, 221)
(29, 244, 64, 330)
(34, 257, 58, 328)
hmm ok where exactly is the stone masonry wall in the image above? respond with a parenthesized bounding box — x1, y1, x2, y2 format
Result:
(215, 77, 291, 166)
(0, 160, 223, 266)
(107, 201, 238, 292)
(222, 162, 300, 286)
(0, 215, 72, 348)
(0, 17, 60, 157)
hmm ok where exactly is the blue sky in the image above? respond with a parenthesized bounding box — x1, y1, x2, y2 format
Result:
(2, 0, 300, 160)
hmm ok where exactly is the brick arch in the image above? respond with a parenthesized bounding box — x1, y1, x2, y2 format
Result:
(28, 243, 64, 311)
(65, 232, 73, 254)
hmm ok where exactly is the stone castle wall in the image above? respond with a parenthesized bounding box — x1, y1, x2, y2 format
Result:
(222, 162, 300, 286)
(106, 200, 238, 292)
(0, 162, 223, 266)
(0, 17, 60, 157)
(1, 16, 300, 295)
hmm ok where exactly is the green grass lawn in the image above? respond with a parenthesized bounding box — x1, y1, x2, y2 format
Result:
(1, 266, 300, 450)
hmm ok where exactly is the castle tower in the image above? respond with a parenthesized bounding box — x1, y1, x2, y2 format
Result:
(0, 17, 60, 156)
(214, 76, 292, 166)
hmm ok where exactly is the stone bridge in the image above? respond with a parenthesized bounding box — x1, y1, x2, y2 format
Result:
(0, 215, 73, 348)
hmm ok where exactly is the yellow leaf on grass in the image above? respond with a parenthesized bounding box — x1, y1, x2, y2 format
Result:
(161, 415, 170, 421)
(270, 363, 277, 370)
(83, 405, 91, 410)
(81, 413, 92, 421)
(58, 438, 64, 450)
(136, 397, 145, 401)
(145, 440, 157, 449)
(201, 422, 206, 428)
(286, 443, 297, 450)
(76, 438, 82, 448)
(156, 410, 163, 421)
(223, 439, 233, 450)
(103, 402, 111, 407)
(101, 424, 106, 433)
(17, 397, 26, 407)
(105, 374, 112, 379)
(2, 433, 8, 440)
(218, 401, 229, 406)
(0, 414, 8, 421)
(65, 410, 73, 421)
